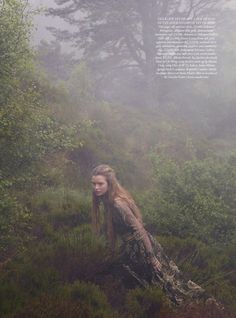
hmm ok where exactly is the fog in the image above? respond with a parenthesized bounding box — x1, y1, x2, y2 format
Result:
(30, 0, 68, 44)
(30, 0, 236, 135)
(1, 3, 236, 315)
(30, 0, 236, 44)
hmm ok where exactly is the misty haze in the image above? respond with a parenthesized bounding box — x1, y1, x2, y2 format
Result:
(1, 0, 236, 317)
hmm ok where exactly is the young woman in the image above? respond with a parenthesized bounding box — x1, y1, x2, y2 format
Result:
(91, 164, 211, 305)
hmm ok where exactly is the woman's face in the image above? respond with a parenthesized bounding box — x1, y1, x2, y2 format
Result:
(91, 175, 108, 196)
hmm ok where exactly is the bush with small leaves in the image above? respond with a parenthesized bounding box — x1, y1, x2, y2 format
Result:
(32, 188, 90, 231)
(13, 294, 92, 318)
(61, 280, 118, 318)
(125, 286, 171, 318)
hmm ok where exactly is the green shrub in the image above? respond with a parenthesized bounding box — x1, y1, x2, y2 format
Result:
(0, 185, 31, 262)
(55, 224, 106, 255)
(18, 224, 107, 282)
(13, 281, 120, 318)
(140, 153, 236, 245)
(0, 260, 60, 317)
(32, 187, 90, 230)
(61, 280, 118, 318)
(51, 224, 107, 281)
(157, 235, 236, 310)
(13, 294, 92, 318)
(125, 286, 170, 318)
(0, 278, 26, 317)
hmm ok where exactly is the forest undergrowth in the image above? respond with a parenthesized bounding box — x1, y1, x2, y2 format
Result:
(1, 1, 236, 317)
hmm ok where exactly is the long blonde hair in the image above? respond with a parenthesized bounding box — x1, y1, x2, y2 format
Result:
(91, 164, 143, 248)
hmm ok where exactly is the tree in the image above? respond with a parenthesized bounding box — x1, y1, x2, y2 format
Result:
(48, 0, 225, 108)
(37, 39, 76, 81)
(0, 0, 35, 264)
(140, 152, 236, 244)
(0, 0, 81, 265)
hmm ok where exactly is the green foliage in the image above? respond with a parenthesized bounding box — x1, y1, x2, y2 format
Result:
(1, 3, 236, 317)
(157, 236, 236, 308)
(0, 0, 85, 263)
(0, 0, 81, 189)
(0, 0, 84, 184)
(50, 224, 107, 282)
(12, 280, 118, 318)
(0, 180, 30, 262)
(0, 278, 26, 316)
(67, 62, 95, 108)
(61, 280, 117, 318)
(0, 0, 32, 104)
(125, 286, 170, 318)
(0, 0, 41, 262)
(36, 39, 75, 81)
(20, 220, 107, 282)
(0, 0, 37, 180)
(13, 294, 92, 318)
(0, 258, 60, 316)
(140, 153, 236, 244)
(0, 223, 108, 317)
(53, 224, 106, 262)
(32, 187, 90, 230)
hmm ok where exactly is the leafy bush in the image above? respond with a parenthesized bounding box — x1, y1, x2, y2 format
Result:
(0, 260, 60, 317)
(51, 224, 107, 281)
(140, 153, 236, 245)
(125, 286, 170, 318)
(157, 236, 236, 310)
(15, 224, 107, 282)
(13, 280, 119, 318)
(61, 280, 117, 318)
(55, 224, 106, 255)
(13, 294, 92, 318)
(0, 277, 26, 317)
(32, 188, 90, 231)
(0, 184, 30, 262)
(0, 0, 82, 266)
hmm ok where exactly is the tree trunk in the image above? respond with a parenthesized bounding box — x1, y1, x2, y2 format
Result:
(137, 0, 159, 109)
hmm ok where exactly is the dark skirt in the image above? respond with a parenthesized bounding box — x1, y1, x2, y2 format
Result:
(119, 231, 207, 305)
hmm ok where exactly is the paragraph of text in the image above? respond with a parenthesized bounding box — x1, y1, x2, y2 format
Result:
(156, 17, 218, 79)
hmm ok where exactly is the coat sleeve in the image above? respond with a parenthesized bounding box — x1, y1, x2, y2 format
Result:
(113, 200, 157, 262)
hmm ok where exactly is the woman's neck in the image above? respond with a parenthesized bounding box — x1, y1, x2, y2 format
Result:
(100, 193, 109, 205)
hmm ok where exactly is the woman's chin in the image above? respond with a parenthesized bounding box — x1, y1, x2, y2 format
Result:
(95, 192, 104, 196)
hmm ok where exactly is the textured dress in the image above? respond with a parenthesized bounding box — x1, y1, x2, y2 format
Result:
(108, 199, 207, 305)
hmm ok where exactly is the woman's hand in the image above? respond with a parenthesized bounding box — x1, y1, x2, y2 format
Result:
(151, 256, 162, 272)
